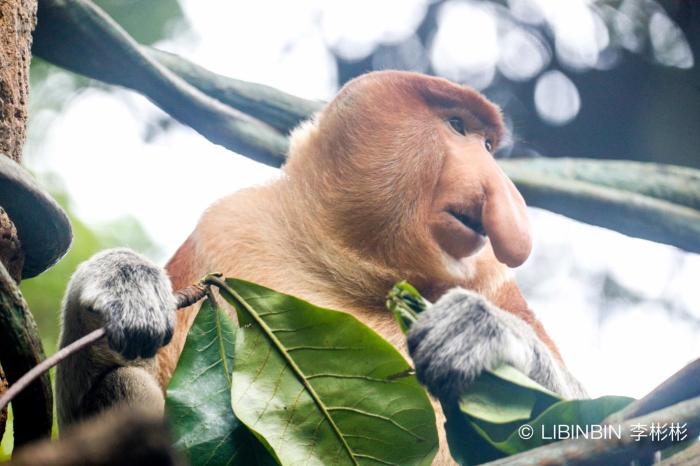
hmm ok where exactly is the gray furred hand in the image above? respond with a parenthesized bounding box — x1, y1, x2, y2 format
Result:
(407, 288, 588, 402)
(69, 248, 176, 360)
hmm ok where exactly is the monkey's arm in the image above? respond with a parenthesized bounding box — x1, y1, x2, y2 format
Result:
(407, 287, 588, 402)
(56, 249, 175, 428)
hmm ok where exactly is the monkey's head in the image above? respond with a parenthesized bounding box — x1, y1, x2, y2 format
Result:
(285, 71, 531, 287)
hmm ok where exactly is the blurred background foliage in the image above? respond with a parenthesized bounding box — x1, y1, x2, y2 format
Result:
(330, 0, 699, 168)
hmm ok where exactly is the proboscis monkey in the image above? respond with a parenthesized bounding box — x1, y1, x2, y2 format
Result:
(56, 71, 587, 465)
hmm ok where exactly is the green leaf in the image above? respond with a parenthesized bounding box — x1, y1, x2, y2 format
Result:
(386, 281, 429, 335)
(448, 390, 634, 465)
(495, 396, 635, 452)
(458, 365, 560, 425)
(166, 298, 276, 466)
(219, 278, 438, 466)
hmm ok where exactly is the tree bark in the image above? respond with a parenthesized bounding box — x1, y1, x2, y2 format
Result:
(0, 0, 36, 163)
(0, 365, 7, 441)
(0, 207, 24, 283)
(0, 0, 51, 448)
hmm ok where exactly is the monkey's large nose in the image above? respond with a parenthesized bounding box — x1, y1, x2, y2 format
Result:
(481, 170, 532, 267)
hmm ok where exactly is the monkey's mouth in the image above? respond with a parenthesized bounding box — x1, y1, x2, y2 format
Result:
(447, 209, 486, 236)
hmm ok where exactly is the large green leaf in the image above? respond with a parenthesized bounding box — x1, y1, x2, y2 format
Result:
(219, 278, 438, 466)
(166, 298, 276, 466)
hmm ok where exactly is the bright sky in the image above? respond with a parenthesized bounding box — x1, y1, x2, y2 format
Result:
(24, 0, 700, 399)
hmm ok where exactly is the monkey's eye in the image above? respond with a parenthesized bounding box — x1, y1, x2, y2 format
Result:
(484, 138, 493, 152)
(447, 116, 466, 135)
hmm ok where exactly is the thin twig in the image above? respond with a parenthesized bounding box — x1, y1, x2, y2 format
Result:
(173, 282, 210, 309)
(0, 328, 105, 411)
(0, 280, 213, 412)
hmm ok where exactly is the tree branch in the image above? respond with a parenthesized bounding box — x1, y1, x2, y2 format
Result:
(33, 0, 289, 167)
(605, 358, 700, 424)
(657, 441, 700, 466)
(0, 365, 7, 441)
(500, 158, 700, 254)
(146, 48, 323, 134)
(0, 261, 52, 445)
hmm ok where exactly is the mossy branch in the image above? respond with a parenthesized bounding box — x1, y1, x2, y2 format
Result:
(500, 158, 700, 254)
(145, 48, 323, 134)
(0, 262, 52, 446)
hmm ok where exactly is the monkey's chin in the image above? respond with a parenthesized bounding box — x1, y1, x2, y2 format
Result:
(430, 212, 487, 260)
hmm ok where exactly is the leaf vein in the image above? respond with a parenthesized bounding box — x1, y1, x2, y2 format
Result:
(326, 407, 425, 441)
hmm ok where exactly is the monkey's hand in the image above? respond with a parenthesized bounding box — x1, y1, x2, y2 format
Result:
(69, 248, 176, 360)
(407, 288, 587, 402)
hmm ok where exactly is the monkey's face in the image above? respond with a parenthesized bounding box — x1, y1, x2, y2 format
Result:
(427, 113, 531, 268)
(289, 71, 532, 279)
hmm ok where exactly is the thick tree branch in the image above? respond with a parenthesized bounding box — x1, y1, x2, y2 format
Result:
(146, 48, 323, 134)
(500, 158, 700, 254)
(0, 261, 52, 445)
(0, 0, 35, 163)
(657, 442, 700, 466)
(501, 158, 700, 211)
(0, 365, 7, 441)
(33, 0, 289, 166)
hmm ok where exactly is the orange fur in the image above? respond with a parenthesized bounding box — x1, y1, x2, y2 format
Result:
(156, 71, 562, 465)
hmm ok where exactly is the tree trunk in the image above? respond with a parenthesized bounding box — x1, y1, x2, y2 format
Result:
(0, 0, 48, 449)
(0, 0, 36, 163)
